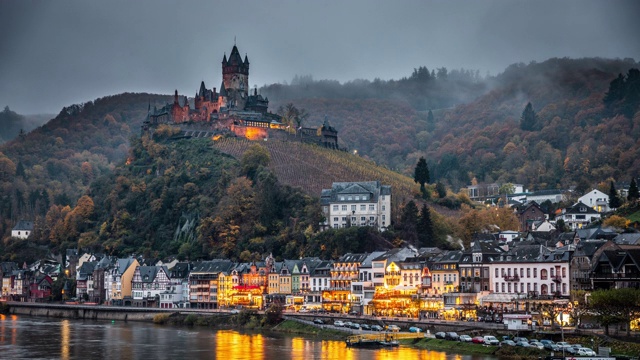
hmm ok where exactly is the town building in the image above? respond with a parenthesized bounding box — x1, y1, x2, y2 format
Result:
(104, 257, 139, 306)
(556, 201, 602, 230)
(131, 265, 170, 307)
(578, 189, 611, 213)
(11, 220, 33, 239)
(320, 181, 391, 231)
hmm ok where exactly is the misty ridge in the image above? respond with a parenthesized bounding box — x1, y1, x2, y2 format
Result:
(262, 57, 639, 117)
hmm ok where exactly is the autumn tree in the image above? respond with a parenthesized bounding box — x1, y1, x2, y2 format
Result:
(520, 102, 537, 131)
(426, 109, 435, 132)
(608, 181, 622, 209)
(603, 215, 629, 230)
(241, 144, 271, 180)
(628, 177, 639, 202)
(588, 288, 640, 336)
(414, 157, 430, 198)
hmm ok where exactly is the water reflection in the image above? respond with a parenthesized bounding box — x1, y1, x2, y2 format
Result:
(0, 316, 495, 360)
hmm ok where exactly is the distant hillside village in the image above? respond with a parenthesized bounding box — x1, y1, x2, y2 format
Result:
(4, 180, 640, 332)
(142, 44, 339, 149)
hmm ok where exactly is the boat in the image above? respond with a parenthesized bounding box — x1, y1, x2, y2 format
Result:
(345, 338, 399, 348)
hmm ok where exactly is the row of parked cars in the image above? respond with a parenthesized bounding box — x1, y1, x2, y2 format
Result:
(433, 332, 596, 355)
(327, 319, 387, 331)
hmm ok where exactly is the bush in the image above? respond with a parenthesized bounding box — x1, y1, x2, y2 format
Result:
(153, 313, 170, 324)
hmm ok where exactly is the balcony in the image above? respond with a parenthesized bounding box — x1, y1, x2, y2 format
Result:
(591, 272, 640, 281)
(503, 275, 520, 282)
(551, 275, 562, 283)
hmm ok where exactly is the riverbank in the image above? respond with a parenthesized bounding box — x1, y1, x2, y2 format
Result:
(399, 338, 546, 360)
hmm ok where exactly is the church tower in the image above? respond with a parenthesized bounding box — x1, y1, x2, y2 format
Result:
(222, 44, 249, 110)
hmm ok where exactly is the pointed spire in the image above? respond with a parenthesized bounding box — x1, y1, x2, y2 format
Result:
(244, 54, 249, 65)
(199, 81, 206, 96)
(222, 53, 227, 64)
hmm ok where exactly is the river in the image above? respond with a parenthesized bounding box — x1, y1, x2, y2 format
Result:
(0, 314, 497, 360)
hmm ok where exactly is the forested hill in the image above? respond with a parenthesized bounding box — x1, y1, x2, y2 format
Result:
(0, 106, 52, 144)
(264, 57, 640, 191)
(0, 93, 172, 237)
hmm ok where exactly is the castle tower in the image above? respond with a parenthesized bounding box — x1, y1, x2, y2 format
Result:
(222, 45, 249, 110)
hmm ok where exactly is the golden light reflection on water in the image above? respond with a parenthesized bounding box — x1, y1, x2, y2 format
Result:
(372, 347, 451, 360)
(61, 319, 70, 360)
(320, 339, 357, 360)
(215, 330, 264, 360)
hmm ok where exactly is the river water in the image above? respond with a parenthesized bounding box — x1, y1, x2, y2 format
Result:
(0, 314, 497, 360)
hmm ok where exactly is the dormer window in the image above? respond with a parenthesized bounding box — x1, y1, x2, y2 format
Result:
(580, 206, 587, 212)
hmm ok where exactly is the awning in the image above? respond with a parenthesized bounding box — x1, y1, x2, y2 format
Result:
(479, 293, 526, 304)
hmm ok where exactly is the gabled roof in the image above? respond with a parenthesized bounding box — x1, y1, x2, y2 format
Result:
(137, 266, 168, 283)
(564, 201, 600, 215)
(191, 260, 235, 274)
(614, 233, 640, 245)
(12, 220, 34, 231)
(321, 181, 390, 204)
(573, 240, 607, 258)
(337, 253, 368, 263)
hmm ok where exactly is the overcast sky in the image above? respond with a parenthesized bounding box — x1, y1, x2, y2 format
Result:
(1, 0, 639, 114)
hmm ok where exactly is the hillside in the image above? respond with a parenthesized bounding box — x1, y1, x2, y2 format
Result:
(212, 137, 420, 203)
(266, 58, 640, 191)
(0, 106, 52, 144)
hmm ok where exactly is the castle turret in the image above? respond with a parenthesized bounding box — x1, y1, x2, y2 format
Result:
(222, 44, 249, 110)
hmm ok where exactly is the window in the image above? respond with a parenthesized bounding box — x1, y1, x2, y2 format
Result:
(495, 282, 499, 291)
(351, 217, 356, 222)
(562, 268, 566, 278)
(533, 268, 537, 278)
(501, 283, 505, 292)
(348, 196, 353, 201)
(360, 217, 366, 222)
(369, 205, 375, 211)
(333, 217, 338, 222)
(333, 205, 338, 211)
(527, 268, 530, 278)
(382, 205, 386, 211)
(341, 205, 347, 211)
(340, 196, 345, 201)
(362, 195, 368, 200)
(355, 196, 359, 201)
(351, 205, 356, 211)
(360, 205, 366, 211)
(369, 216, 374, 221)
(333, 224, 338, 229)
(382, 215, 386, 221)
(342, 217, 346, 221)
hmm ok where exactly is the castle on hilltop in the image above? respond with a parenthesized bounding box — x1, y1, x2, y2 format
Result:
(144, 44, 339, 148)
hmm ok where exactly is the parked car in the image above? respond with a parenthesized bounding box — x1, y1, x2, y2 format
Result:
(516, 340, 531, 347)
(445, 332, 460, 341)
(494, 317, 503, 323)
(540, 340, 559, 351)
(483, 336, 500, 346)
(387, 325, 401, 332)
(409, 326, 422, 333)
(313, 318, 324, 325)
(349, 323, 361, 330)
(501, 340, 516, 347)
(529, 341, 544, 350)
(513, 337, 528, 343)
(348, 310, 359, 316)
(577, 348, 596, 356)
(344, 321, 353, 328)
(230, 309, 240, 314)
(471, 336, 485, 344)
(370, 325, 383, 331)
(556, 342, 573, 353)
(459, 335, 473, 342)
(333, 320, 345, 327)
(360, 324, 371, 331)
(435, 332, 446, 339)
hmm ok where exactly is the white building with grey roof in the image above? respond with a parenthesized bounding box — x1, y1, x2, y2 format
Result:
(320, 181, 391, 231)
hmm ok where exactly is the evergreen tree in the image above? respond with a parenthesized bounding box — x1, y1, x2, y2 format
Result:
(609, 181, 622, 209)
(399, 200, 419, 246)
(628, 178, 639, 202)
(436, 181, 447, 198)
(414, 157, 430, 197)
(417, 203, 435, 247)
(520, 102, 537, 131)
(426, 109, 435, 132)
